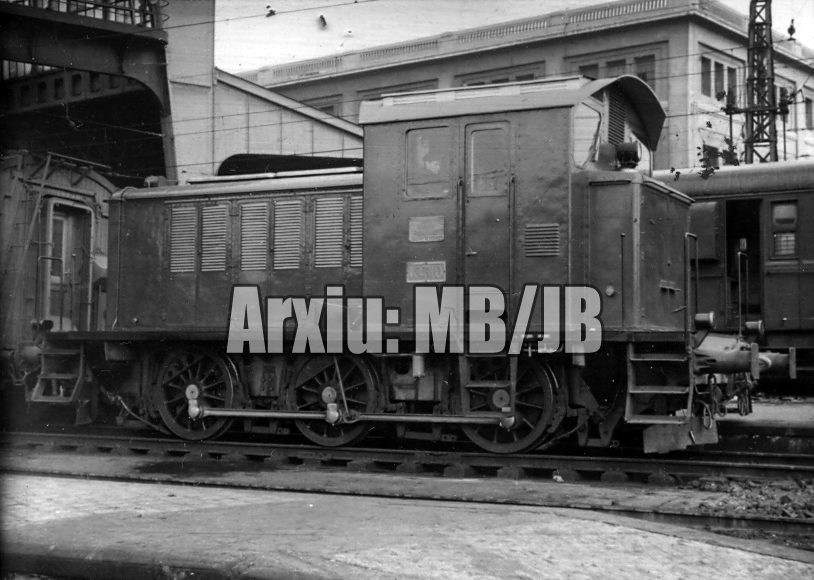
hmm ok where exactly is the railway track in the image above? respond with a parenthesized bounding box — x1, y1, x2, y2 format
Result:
(5, 429, 814, 481)
(3, 426, 814, 549)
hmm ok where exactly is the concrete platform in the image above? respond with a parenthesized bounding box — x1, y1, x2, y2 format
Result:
(720, 399, 814, 432)
(2, 471, 813, 580)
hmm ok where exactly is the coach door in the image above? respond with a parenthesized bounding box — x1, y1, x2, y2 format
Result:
(44, 200, 94, 331)
(463, 122, 512, 309)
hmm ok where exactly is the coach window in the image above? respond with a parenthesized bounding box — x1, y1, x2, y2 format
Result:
(50, 215, 67, 281)
(771, 201, 797, 258)
(573, 104, 602, 168)
(468, 124, 509, 197)
(406, 128, 452, 198)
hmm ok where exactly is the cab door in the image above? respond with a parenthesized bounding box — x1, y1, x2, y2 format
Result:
(463, 122, 512, 311)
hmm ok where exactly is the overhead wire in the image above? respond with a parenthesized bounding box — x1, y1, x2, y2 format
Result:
(14, 47, 813, 147)
(5, 0, 814, 165)
(4, 0, 809, 88)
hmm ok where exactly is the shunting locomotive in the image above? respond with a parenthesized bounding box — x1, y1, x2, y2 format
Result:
(4, 75, 783, 454)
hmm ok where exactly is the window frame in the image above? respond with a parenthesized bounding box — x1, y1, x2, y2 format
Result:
(701, 57, 712, 97)
(466, 122, 511, 198)
(770, 199, 799, 259)
(404, 126, 455, 200)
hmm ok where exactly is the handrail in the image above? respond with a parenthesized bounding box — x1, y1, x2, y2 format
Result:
(684, 233, 698, 351)
(38, 256, 64, 330)
(736, 250, 748, 338)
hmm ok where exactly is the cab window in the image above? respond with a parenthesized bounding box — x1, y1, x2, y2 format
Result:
(468, 124, 509, 197)
(406, 127, 452, 198)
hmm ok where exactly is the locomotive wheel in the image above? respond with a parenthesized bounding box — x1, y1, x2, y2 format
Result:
(461, 358, 555, 454)
(154, 349, 237, 440)
(287, 354, 377, 447)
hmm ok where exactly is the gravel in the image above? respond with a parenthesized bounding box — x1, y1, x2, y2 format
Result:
(687, 475, 814, 551)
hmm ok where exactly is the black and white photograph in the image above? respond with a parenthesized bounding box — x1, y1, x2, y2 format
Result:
(1, 0, 813, 578)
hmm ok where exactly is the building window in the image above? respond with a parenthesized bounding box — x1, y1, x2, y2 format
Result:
(457, 63, 545, 87)
(701, 57, 712, 96)
(634, 55, 655, 91)
(315, 104, 337, 115)
(304, 95, 342, 117)
(772, 202, 797, 258)
(727, 67, 738, 105)
(806, 98, 813, 130)
(606, 60, 626, 78)
(702, 145, 720, 168)
(714, 62, 724, 97)
(701, 57, 740, 101)
(777, 85, 796, 130)
(406, 127, 452, 198)
(579, 64, 599, 80)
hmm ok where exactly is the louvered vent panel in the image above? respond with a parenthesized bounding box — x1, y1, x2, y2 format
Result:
(608, 90, 626, 145)
(525, 223, 560, 257)
(349, 196, 363, 267)
(170, 206, 197, 273)
(273, 200, 302, 270)
(314, 198, 345, 268)
(201, 205, 228, 272)
(240, 203, 268, 271)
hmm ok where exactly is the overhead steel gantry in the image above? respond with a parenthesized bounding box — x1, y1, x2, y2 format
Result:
(744, 0, 778, 163)
(0, 0, 176, 179)
(0, 0, 170, 113)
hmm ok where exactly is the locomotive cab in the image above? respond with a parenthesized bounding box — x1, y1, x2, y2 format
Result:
(358, 75, 686, 338)
(358, 76, 727, 452)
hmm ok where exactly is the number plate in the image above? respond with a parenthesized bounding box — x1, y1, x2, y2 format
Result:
(406, 261, 446, 283)
(409, 216, 445, 242)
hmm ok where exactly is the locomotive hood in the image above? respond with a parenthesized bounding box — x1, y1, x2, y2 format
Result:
(358, 74, 665, 149)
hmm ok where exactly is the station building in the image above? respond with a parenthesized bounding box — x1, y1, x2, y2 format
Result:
(241, 0, 814, 170)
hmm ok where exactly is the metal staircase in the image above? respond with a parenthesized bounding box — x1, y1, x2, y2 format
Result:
(27, 343, 85, 404)
(624, 344, 694, 425)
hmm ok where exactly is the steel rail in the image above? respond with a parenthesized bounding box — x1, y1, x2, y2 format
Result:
(4, 431, 814, 481)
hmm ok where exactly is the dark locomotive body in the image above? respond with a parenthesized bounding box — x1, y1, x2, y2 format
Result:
(5, 76, 762, 453)
(655, 161, 814, 383)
